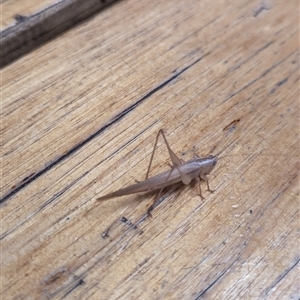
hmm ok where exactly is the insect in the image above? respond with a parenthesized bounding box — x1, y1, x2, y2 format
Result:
(97, 129, 217, 216)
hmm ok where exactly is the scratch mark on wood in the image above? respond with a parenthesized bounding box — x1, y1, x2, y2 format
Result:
(263, 256, 300, 297)
(270, 77, 289, 93)
(194, 260, 236, 299)
(222, 50, 295, 104)
(276, 77, 288, 87)
(63, 278, 85, 297)
(21, 173, 36, 183)
(120, 216, 141, 233)
(223, 119, 240, 135)
(43, 267, 69, 286)
(253, 4, 271, 17)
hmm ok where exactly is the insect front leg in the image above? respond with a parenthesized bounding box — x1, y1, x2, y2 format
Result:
(195, 176, 204, 200)
(200, 173, 214, 193)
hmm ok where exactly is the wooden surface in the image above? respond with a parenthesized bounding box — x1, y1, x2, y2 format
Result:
(1, 0, 299, 299)
(1, 0, 120, 67)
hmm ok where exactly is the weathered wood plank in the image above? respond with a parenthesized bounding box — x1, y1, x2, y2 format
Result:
(0, 0, 120, 67)
(1, 0, 56, 29)
(1, 0, 299, 299)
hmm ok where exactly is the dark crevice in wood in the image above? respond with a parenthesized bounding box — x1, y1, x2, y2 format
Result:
(1, 0, 121, 68)
(0, 52, 209, 204)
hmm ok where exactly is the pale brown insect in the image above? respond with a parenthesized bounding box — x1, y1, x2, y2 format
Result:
(97, 129, 217, 215)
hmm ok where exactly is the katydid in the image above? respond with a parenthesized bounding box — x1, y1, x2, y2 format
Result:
(97, 129, 217, 215)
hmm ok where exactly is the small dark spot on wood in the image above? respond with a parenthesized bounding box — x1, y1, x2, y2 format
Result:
(210, 145, 217, 154)
(223, 119, 240, 133)
(21, 173, 35, 183)
(100, 0, 107, 3)
(14, 14, 27, 23)
(11, 185, 16, 190)
(120, 216, 131, 225)
(270, 77, 288, 94)
(120, 216, 137, 229)
(249, 209, 253, 214)
(253, 4, 270, 17)
(102, 229, 110, 238)
(44, 268, 68, 285)
(120, 216, 128, 223)
(277, 77, 288, 87)
(138, 257, 150, 268)
(78, 279, 85, 285)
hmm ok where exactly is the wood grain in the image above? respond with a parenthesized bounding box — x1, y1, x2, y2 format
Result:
(1, 0, 56, 29)
(0, 0, 120, 67)
(1, 0, 299, 299)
